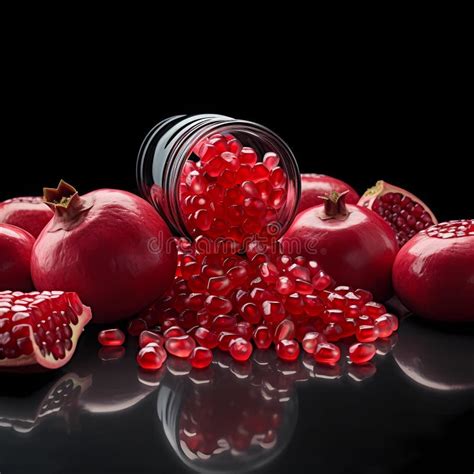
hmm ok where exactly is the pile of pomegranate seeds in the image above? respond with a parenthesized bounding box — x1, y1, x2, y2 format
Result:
(131, 237, 399, 370)
(179, 133, 288, 245)
(127, 132, 399, 371)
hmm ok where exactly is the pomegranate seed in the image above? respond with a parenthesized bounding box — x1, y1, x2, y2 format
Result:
(139, 331, 164, 348)
(374, 315, 393, 338)
(312, 271, 332, 291)
(207, 276, 232, 296)
(193, 327, 219, 349)
(385, 313, 399, 332)
(137, 344, 167, 370)
(262, 300, 285, 324)
(189, 346, 213, 369)
(349, 343, 376, 365)
(165, 335, 196, 358)
(314, 342, 340, 366)
(211, 315, 237, 332)
(253, 325, 272, 349)
(235, 321, 254, 340)
(276, 339, 300, 362)
(229, 337, 253, 362)
(302, 332, 325, 354)
(128, 318, 147, 336)
(323, 322, 344, 342)
(363, 302, 386, 319)
(275, 276, 296, 295)
(98, 329, 125, 347)
(240, 302, 262, 325)
(273, 319, 295, 343)
(239, 147, 258, 165)
(164, 325, 186, 339)
(217, 332, 239, 351)
(356, 325, 379, 342)
(205, 295, 232, 316)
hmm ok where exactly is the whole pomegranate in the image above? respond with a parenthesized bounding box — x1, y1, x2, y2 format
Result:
(297, 174, 359, 214)
(31, 181, 177, 323)
(0, 196, 53, 238)
(0, 224, 35, 291)
(393, 220, 474, 322)
(281, 192, 398, 301)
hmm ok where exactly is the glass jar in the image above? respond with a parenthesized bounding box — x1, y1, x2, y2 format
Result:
(136, 114, 300, 243)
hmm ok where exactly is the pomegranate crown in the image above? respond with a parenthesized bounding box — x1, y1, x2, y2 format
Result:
(318, 190, 350, 220)
(362, 180, 385, 197)
(43, 180, 79, 209)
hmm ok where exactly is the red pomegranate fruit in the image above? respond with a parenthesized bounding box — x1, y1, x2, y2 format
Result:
(31, 181, 177, 324)
(0, 197, 53, 238)
(281, 191, 399, 301)
(0, 290, 91, 370)
(0, 224, 35, 292)
(393, 219, 474, 322)
(297, 174, 359, 214)
(358, 180, 437, 247)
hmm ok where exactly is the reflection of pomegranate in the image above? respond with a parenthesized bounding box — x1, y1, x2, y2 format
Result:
(393, 316, 474, 392)
(0, 371, 90, 434)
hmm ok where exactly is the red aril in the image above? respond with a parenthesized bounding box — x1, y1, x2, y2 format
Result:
(137, 344, 167, 370)
(355, 325, 379, 343)
(229, 337, 253, 362)
(349, 343, 376, 365)
(139, 330, 164, 348)
(163, 326, 186, 339)
(393, 219, 474, 322)
(297, 174, 360, 214)
(193, 327, 219, 349)
(0, 196, 53, 238)
(0, 224, 35, 292)
(253, 325, 272, 349)
(165, 335, 196, 358)
(0, 290, 91, 370)
(189, 346, 213, 369)
(127, 318, 147, 336)
(31, 181, 177, 323)
(302, 332, 325, 354)
(275, 339, 300, 361)
(98, 329, 125, 347)
(273, 319, 295, 343)
(314, 342, 340, 366)
(358, 180, 438, 247)
(282, 191, 398, 300)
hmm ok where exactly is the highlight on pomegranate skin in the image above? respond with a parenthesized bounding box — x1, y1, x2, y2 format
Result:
(0, 290, 92, 370)
(393, 219, 474, 323)
(358, 180, 438, 247)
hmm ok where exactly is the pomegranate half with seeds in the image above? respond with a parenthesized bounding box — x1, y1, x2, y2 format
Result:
(31, 181, 177, 323)
(297, 174, 360, 214)
(393, 219, 474, 322)
(0, 196, 53, 238)
(0, 290, 91, 370)
(358, 180, 437, 247)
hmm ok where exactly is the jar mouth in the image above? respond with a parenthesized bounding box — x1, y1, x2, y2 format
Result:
(137, 114, 301, 246)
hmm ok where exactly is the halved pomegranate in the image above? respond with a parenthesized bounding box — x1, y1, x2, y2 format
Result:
(0, 290, 91, 370)
(358, 180, 437, 247)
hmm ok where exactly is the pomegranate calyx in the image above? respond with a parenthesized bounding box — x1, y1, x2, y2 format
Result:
(43, 180, 93, 231)
(318, 191, 350, 221)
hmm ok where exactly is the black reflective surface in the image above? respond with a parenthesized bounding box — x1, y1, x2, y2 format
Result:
(1, 315, 473, 474)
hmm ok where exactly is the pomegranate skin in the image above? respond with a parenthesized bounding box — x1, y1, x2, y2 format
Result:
(0, 224, 35, 291)
(393, 220, 474, 322)
(31, 184, 177, 323)
(0, 197, 53, 238)
(281, 203, 398, 301)
(297, 174, 359, 214)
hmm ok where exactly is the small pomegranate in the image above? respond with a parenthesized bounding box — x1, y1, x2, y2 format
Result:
(0, 196, 53, 238)
(358, 180, 437, 247)
(0, 290, 91, 370)
(393, 220, 474, 322)
(0, 224, 35, 292)
(31, 181, 177, 323)
(297, 174, 360, 214)
(281, 192, 398, 300)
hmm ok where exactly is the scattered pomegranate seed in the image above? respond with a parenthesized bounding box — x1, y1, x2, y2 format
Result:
(163, 325, 186, 339)
(314, 342, 340, 366)
(253, 325, 272, 349)
(302, 332, 325, 354)
(165, 335, 196, 358)
(229, 337, 253, 362)
(349, 343, 376, 365)
(275, 339, 300, 362)
(355, 324, 379, 342)
(98, 329, 125, 347)
(139, 330, 164, 348)
(189, 346, 213, 369)
(137, 344, 167, 370)
(128, 318, 147, 336)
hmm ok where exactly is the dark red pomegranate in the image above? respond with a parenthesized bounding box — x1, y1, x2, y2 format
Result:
(0, 197, 53, 238)
(393, 219, 474, 322)
(31, 181, 177, 323)
(358, 180, 437, 247)
(0, 224, 35, 292)
(281, 192, 398, 300)
(297, 174, 359, 214)
(0, 290, 91, 370)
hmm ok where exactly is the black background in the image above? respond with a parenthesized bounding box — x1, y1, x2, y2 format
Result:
(1, 37, 472, 225)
